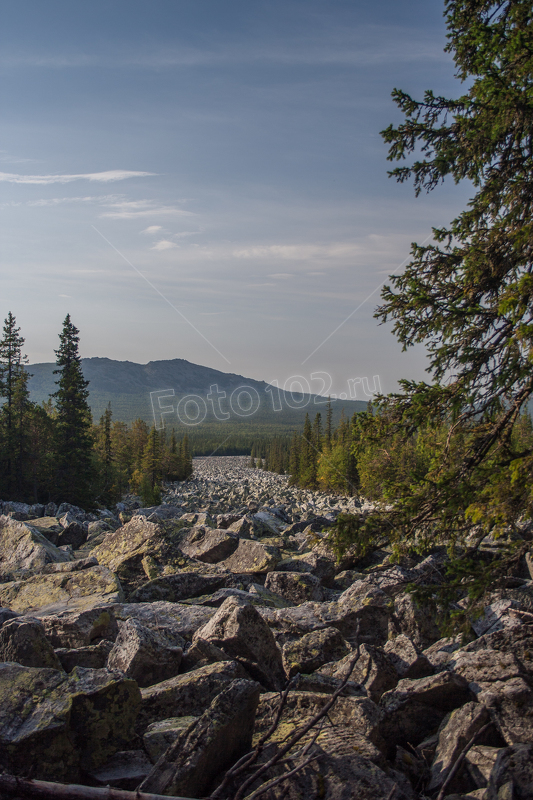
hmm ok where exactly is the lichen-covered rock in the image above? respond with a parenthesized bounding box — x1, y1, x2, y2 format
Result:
(107, 618, 184, 687)
(452, 625, 533, 679)
(275, 552, 336, 585)
(390, 592, 442, 649)
(0, 566, 123, 614)
(476, 676, 533, 745)
(0, 607, 18, 626)
(465, 745, 502, 789)
(179, 527, 239, 563)
(384, 634, 434, 679)
(264, 570, 325, 604)
(24, 516, 63, 546)
(254, 690, 385, 751)
(0, 663, 141, 781)
(0, 516, 71, 577)
(348, 643, 399, 702)
(221, 538, 281, 573)
(193, 596, 286, 690)
(143, 716, 199, 763)
(380, 671, 471, 750)
(282, 626, 350, 678)
(128, 572, 228, 603)
(448, 648, 524, 686)
(137, 659, 249, 732)
(486, 743, 533, 800)
(422, 636, 464, 671)
(40, 605, 119, 648)
(114, 601, 216, 642)
(140, 679, 261, 797)
(55, 639, 114, 672)
(91, 517, 184, 592)
(264, 589, 391, 648)
(0, 616, 63, 669)
(428, 702, 494, 792)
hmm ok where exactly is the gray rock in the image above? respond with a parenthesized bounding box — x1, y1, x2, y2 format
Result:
(384, 633, 434, 679)
(194, 596, 286, 690)
(55, 639, 114, 672)
(115, 601, 216, 642)
(179, 527, 239, 563)
(137, 659, 249, 732)
(350, 643, 399, 702)
(107, 618, 184, 687)
(0, 616, 63, 670)
(0, 607, 18, 626)
(486, 743, 533, 800)
(40, 606, 119, 648)
(221, 538, 281, 573)
(452, 626, 533, 679)
(140, 679, 261, 797)
(423, 636, 464, 671)
(380, 671, 471, 749)
(0, 565, 123, 614)
(429, 702, 493, 792)
(128, 572, 228, 603)
(390, 591, 442, 649)
(465, 746, 502, 789)
(282, 626, 350, 678)
(265, 570, 325, 604)
(476, 676, 533, 745)
(143, 716, 199, 763)
(87, 750, 152, 790)
(25, 516, 63, 545)
(0, 663, 141, 781)
(0, 516, 72, 576)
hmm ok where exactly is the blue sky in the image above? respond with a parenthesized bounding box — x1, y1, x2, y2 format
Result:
(0, 0, 472, 398)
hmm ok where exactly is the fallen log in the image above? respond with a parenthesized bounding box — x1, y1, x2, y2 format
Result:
(0, 774, 198, 800)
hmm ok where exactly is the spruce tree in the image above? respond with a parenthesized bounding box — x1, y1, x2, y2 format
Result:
(53, 315, 94, 507)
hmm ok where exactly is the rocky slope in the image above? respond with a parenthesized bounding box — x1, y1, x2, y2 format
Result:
(0, 456, 532, 799)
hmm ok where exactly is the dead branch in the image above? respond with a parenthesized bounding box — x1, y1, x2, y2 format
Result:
(208, 676, 298, 800)
(0, 774, 197, 800)
(230, 620, 362, 800)
(241, 754, 321, 800)
(436, 723, 492, 800)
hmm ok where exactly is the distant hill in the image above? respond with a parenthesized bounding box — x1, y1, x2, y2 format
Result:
(27, 357, 367, 432)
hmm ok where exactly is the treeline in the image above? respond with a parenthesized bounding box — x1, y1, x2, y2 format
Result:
(0, 313, 192, 509)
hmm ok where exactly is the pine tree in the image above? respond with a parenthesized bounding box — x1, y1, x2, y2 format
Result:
(0, 313, 34, 499)
(137, 426, 162, 505)
(325, 398, 333, 446)
(53, 315, 94, 507)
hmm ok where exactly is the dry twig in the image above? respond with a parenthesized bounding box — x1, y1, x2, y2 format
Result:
(0, 774, 196, 800)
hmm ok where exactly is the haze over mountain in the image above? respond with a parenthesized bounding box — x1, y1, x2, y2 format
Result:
(28, 357, 366, 429)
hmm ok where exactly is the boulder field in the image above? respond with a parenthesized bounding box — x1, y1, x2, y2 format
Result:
(0, 456, 532, 799)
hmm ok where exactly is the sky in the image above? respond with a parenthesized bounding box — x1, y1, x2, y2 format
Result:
(0, 0, 473, 400)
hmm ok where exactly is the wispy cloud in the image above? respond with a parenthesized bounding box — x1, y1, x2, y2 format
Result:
(0, 170, 154, 185)
(152, 239, 178, 251)
(141, 225, 163, 235)
(267, 272, 294, 279)
(100, 200, 192, 219)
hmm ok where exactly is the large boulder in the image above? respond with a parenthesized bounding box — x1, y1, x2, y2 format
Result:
(114, 601, 216, 642)
(128, 572, 228, 603)
(24, 517, 63, 546)
(221, 539, 281, 573)
(486, 743, 533, 800)
(282, 626, 350, 678)
(0, 565, 123, 614)
(143, 716, 199, 763)
(179, 527, 239, 563)
(0, 616, 63, 670)
(264, 589, 391, 648)
(56, 640, 114, 672)
(91, 517, 184, 592)
(0, 663, 141, 781)
(193, 597, 286, 690)
(140, 679, 261, 797)
(264, 571, 325, 604)
(107, 618, 184, 687)
(379, 671, 471, 750)
(384, 634, 434, 679)
(40, 605, 119, 648)
(0, 516, 71, 577)
(136, 659, 249, 733)
(390, 592, 442, 649)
